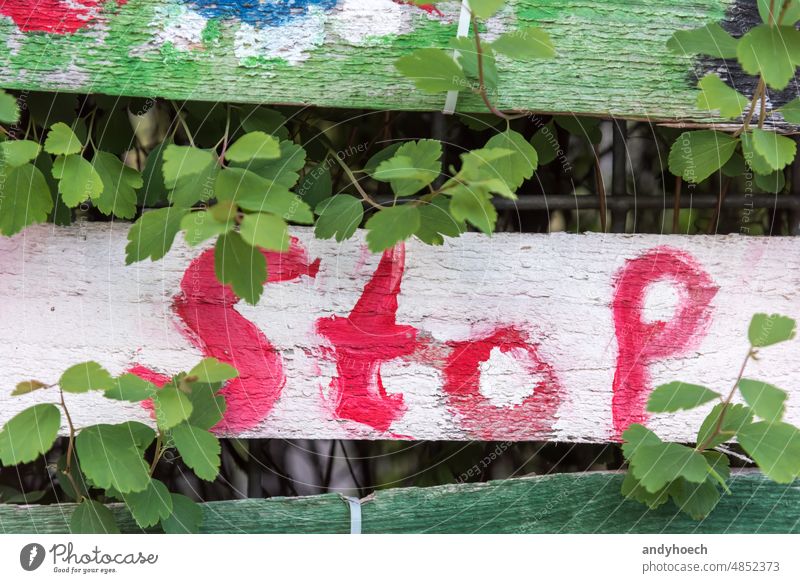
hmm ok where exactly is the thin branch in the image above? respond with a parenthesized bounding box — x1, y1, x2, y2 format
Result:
(696, 348, 753, 452)
(328, 148, 385, 210)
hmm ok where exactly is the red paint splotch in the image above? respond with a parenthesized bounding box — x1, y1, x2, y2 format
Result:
(133, 238, 319, 434)
(315, 244, 418, 433)
(442, 326, 562, 440)
(396, 1, 443, 16)
(611, 247, 718, 439)
(0, 1, 127, 34)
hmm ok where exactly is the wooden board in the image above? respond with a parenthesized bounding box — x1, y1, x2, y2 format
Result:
(0, 1, 787, 125)
(1, 471, 798, 533)
(0, 224, 799, 442)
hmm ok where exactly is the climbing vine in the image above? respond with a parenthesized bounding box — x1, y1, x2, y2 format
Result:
(0, 357, 237, 533)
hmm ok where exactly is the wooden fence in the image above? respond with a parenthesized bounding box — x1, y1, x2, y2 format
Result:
(1, 0, 799, 533)
(0, 1, 792, 126)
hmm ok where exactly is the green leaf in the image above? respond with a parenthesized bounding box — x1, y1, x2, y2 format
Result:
(0, 485, 46, 504)
(365, 143, 403, 174)
(11, 380, 49, 396)
(469, 0, 505, 19)
(125, 208, 188, 264)
(44, 122, 82, 155)
(457, 113, 504, 132)
(758, 0, 800, 25)
(668, 477, 722, 520)
(121, 421, 157, 452)
(647, 381, 720, 413)
(695, 74, 749, 119)
(629, 442, 711, 493)
(104, 374, 157, 402)
(186, 384, 226, 430)
(60, 361, 114, 393)
(740, 131, 775, 175)
(123, 479, 173, 528)
(189, 358, 238, 384)
(215, 168, 312, 223)
(738, 421, 800, 483)
(0, 163, 54, 236)
(373, 140, 442, 196)
(70, 499, 120, 534)
(484, 130, 538, 190)
(298, 164, 333, 209)
(75, 424, 150, 493)
(448, 184, 497, 234)
(738, 379, 787, 423)
(450, 37, 498, 93)
(162, 146, 216, 188)
(395, 48, 467, 93)
(620, 471, 671, 509)
(721, 152, 747, 177)
(0, 90, 20, 123)
(415, 197, 466, 245)
(225, 131, 281, 163)
(491, 27, 555, 60)
(666, 23, 739, 58)
(748, 313, 797, 347)
(703, 449, 731, 482)
(748, 129, 797, 171)
(668, 130, 738, 183)
(777, 97, 800, 123)
(554, 116, 602, 144)
(364, 205, 421, 253)
(234, 140, 306, 189)
(140, 141, 169, 206)
(240, 212, 290, 252)
(152, 383, 194, 431)
(171, 423, 221, 482)
(530, 121, 561, 165)
(181, 210, 234, 247)
(161, 493, 203, 534)
(51, 154, 104, 207)
(621, 423, 662, 460)
(92, 151, 142, 219)
(737, 24, 800, 90)
(754, 169, 786, 193)
(239, 107, 289, 139)
(697, 403, 753, 449)
(170, 157, 219, 208)
(0, 140, 41, 168)
(214, 231, 267, 305)
(314, 194, 364, 242)
(0, 404, 61, 465)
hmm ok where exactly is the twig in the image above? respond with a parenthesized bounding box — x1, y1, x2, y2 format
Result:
(328, 148, 385, 210)
(696, 348, 753, 452)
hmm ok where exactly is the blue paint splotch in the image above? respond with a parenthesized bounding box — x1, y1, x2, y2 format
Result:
(184, 0, 340, 26)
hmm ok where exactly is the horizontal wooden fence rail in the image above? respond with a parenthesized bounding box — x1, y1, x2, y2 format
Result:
(0, 1, 788, 125)
(1, 471, 798, 533)
(1, 225, 798, 442)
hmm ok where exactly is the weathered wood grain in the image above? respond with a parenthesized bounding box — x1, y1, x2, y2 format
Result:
(0, 225, 798, 442)
(0, 471, 797, 533)
(0, 1, 780, 124)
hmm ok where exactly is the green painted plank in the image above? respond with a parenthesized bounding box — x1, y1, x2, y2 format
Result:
(1, 471, 798, 533)
(0, 1, 759, 122)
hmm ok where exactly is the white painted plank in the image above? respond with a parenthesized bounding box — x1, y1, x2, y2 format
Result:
(0, 224, 798, 442)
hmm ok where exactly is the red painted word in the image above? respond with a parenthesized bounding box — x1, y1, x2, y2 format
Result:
(134, 238, 319, 433)
(610, 247, 718, 438)
(133, 241, 716, 440)
(316, 246, 416, 432)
